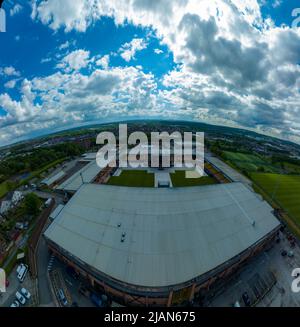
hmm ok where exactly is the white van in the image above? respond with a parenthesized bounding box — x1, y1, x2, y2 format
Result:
(17, 264, 28, 283)
(45, 198, 52, 208)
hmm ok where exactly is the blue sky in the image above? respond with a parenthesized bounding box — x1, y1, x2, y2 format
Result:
(0, 0, 300, 146)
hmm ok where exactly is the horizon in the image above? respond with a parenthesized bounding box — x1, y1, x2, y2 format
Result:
(1, 117, 299, 149)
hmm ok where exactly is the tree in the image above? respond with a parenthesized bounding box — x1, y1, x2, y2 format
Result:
(6, 180, 17, 192)
(24, 193, 40, 215)
(257, 166, 265, 173)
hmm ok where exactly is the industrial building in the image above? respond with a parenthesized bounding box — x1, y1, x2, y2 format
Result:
(44, 182, 280, 306)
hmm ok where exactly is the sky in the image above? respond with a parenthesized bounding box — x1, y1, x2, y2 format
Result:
(0, 0, 300, 146)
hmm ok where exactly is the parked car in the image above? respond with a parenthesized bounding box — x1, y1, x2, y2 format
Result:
(57, 289, 68, 306)
(16, 291, 26, 305)
(242, 292, 251, 307)
(16, 263, 28, 283)
(10, 300, 20, 307)
(21, 288, 31, 300)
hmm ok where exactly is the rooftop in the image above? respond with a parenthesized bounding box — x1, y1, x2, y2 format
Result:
(206, 152, 252, 185)
(56, 160, 102, 192)
(41, 171, 65, 186)
(49, 204, 65, 220)
(44, 183, 280, 288)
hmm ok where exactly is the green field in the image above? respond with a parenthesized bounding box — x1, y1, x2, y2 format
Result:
(223, 151, 278, 173)
(0, 181, 10, 198)
(107, 170, 154, 187)
(251, 173, 300, 225)
(171, 171, 217, 187)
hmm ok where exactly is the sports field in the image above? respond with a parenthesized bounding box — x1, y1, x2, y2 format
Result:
(107, 170, 154, 187)
(251, 173, 300, 225)
(223, 151, 278, 173)
(171, 171, 217, 187)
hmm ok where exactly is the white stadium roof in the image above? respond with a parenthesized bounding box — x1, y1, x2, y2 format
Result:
(56, 160, 102, 192)
(45, 183, 280, 287)
(49, 204, 65, 220)
(206, 152, 252, 185)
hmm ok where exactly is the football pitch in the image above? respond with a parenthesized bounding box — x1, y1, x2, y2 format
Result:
(251, 173, 300, 225)
(107, 170, 154, 187)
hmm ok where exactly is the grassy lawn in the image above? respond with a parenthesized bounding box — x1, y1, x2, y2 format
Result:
(223, 151, 278, 173)
(0, 181, 10, 198)
(171, 170, 217, 187)
(2, 245, 29, 276)
(107, 170, 154, 187)
(250, 173, 300, 225)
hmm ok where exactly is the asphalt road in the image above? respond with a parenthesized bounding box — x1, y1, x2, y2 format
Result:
(36, 224, 53, 306)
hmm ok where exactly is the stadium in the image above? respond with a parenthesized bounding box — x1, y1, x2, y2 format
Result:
(44, 173, 281, 306)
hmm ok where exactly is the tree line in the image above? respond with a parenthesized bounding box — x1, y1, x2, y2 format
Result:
(0, 143, 84, 183)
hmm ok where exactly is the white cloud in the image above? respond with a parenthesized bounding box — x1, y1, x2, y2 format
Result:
(32, 0, 101, 32)
(119, 38, 147, 62)
(154, 48, 163, 54)
(4, 80, 17, 89)
(41, 57, 52, 64)
(57, 49, 90, 72)
(0, 56, 160, 145)
(272, 0, 282, 8)
(10, 4, 23, 16)
(95, 55, 110, 69)
(0, 66, 21, 77)
(3, 0, 299, 144)
(59, 41, 70, 50)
